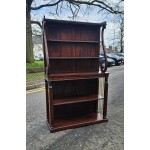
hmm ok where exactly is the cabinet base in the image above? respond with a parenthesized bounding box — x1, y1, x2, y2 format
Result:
(46, 113, 108, 133)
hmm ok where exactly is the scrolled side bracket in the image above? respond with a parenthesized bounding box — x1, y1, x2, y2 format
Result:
(42, 19, 50, 75)
(100, 23, 108, 73)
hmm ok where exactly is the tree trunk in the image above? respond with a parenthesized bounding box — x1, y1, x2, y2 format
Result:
(26, 3, 34, 63)
(120, 34, 124, 53)
(120, 37, 123, 53)
(120, 21, 124, 53)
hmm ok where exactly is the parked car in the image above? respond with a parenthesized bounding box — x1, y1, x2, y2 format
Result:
(100, 55, 115, 67)
(115, 53, 124, 57)
(114, 53, 124, 64)
(101, 53, 123, 66)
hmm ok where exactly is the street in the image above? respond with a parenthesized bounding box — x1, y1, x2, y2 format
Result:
(26, 65, 124, 150)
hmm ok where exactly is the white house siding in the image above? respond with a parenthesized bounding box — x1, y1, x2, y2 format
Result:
(33, 44, 43, 58)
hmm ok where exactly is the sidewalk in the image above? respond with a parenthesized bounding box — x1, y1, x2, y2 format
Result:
(26, 82, 45, 90)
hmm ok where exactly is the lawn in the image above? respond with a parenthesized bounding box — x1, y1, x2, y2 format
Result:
(26, 72, 44, 86)
(26, 61, 44, 69)
(26, 61, 44, 86)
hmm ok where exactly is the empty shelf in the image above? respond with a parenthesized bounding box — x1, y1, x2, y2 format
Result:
(53, 95, 104, 105)
(47, 113, 108, 132)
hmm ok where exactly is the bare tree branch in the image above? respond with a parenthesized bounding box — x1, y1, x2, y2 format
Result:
(31, 0, 123, 14)
(31, 0, 62, 10)
(69, 0, 124, 14)
(31, 21, 42, 28)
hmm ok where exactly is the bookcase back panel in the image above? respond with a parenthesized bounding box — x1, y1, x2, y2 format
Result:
(46, 23, 99, 41)
(75, 26, 99, 41)
(76, 59, 99, 72)
(47, 42, 99, 57)
(50, 59, 75, 73)
(48, 42, 76, 57)
(54, 101, 97, 119)
(45, 24, 58, 40)
(75, 43, 99, 57)
(46, 24, 74, 40)
(49, 59, 99, 74)
(53, 79, 98, 99)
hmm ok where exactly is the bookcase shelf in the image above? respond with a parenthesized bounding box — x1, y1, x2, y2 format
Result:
(47, 39, 100, 43)
(53, 95, 104, 106)
(47, 113, 108, 133)
(48, 57, 99, 59)
(43, 18, 109, 132)
(46, 72, 109, 81)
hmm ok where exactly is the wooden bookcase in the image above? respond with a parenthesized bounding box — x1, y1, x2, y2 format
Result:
(42, 18, 109, 132)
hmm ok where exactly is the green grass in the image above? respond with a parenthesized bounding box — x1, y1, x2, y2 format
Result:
(26, 61, 44, 69)
(26, 72, 44, 85)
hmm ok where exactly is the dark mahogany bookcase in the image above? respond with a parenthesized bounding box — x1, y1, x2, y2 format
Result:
(42, 18, 109, 132)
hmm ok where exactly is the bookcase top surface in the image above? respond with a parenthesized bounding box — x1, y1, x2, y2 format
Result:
(43, 18, 106, 27)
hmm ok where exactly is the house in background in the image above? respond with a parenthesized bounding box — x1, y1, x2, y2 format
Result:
(100, 45, 118, 54)
(32, 35, 43, 60)
(106, 46, 118, 53)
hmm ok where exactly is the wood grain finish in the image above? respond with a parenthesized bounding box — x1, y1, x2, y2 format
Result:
(47, 113, 108, 132)
(52, 79, 98, 99)
(47, 42, 99, 57)
(53, 95, 104, 106)
(43, 18, 109, 132)
(46, 72, 109, 81)
(47, 39, 100, 43)
(46, 23, 100, 41)
(49, 59, 99, 74)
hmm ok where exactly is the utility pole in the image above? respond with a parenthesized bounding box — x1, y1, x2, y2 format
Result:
(113, 29, 115, 51)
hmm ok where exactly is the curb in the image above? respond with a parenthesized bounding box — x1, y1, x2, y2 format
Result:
(26, 68, 44, 73)
(26, 82, 45, 90)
